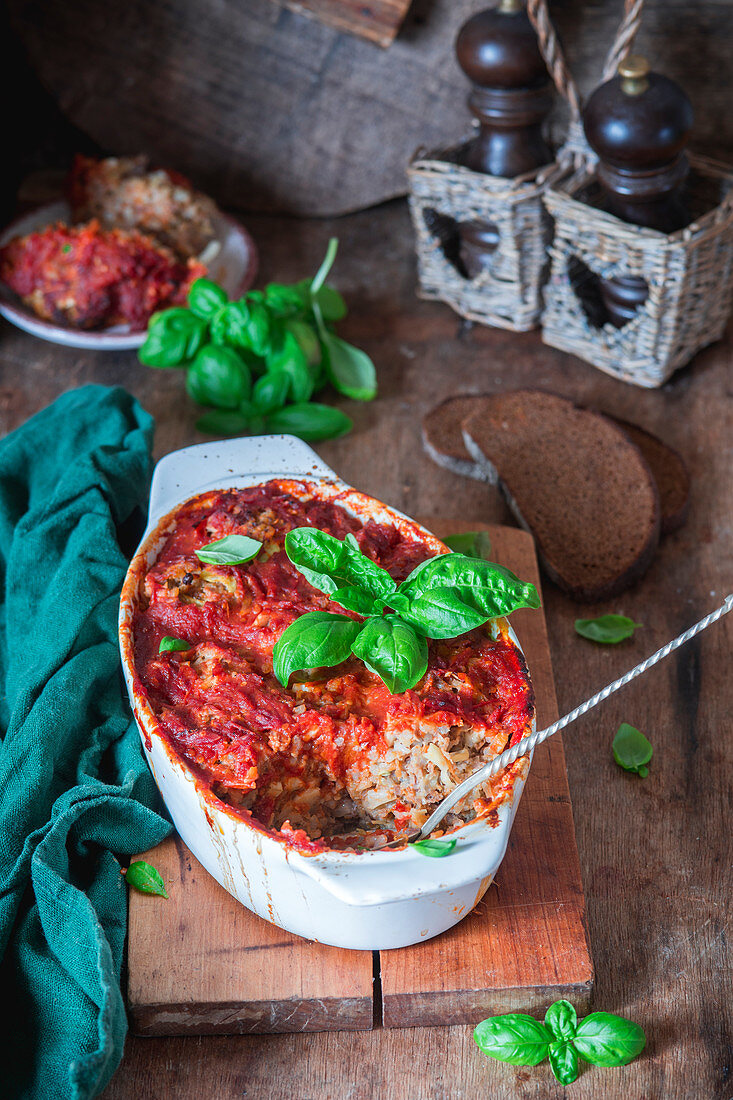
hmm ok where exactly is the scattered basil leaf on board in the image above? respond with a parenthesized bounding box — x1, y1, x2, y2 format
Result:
(196, 534, 262, 565)
(475, 1001, 645, 1085)
(273, 611, 363, 687)
(575, 614, 642, 644)
(443, 530, 492, 560)
(139, 308, 207, 368)
(572, 1013, 646, 1066)
(158, 636, 190, 654)
(188, 277, 228, 320)
(350, 615, 428, 694)
(124, 860, 168, 899)
(549, 1042, 579, 1085)
(265, 403, 353, 442)
(474, 1015, 552, 1066)
(195, 409, 252, 435)
(186, 345, 251, 409)
(410, 838, 457, 858)
(612, 723, 653, 776)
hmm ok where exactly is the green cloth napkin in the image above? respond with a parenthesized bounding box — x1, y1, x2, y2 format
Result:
(0, 385, 172, 1100)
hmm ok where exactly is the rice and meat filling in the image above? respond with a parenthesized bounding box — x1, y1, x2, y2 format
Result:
(132, 481, 534, 848)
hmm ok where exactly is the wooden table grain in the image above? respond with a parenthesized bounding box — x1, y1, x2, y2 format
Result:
(0, 200, 730, 1099)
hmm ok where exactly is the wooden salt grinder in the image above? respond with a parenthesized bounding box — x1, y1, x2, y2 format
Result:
(454, 0, 553, 278)
(583, 56, 694, 327)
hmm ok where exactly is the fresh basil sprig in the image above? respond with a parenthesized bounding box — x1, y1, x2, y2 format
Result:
(137, 239, 376, 440)
(575, 614, 642, 644)
(474, 1000, 646, 1085)
(124, 860, 169, 899)
(272, 529, 539, 694)
(195, 534, 262, 565)
(612, 723, 652, 776)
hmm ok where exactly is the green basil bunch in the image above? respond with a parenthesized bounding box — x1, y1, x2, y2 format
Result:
(272, 530, 539, 694)
(474, 999, 646, 1086)
(137, 239, 375, 442)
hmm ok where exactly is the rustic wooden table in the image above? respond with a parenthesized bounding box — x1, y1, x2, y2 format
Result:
(1, 201, 730, 1099)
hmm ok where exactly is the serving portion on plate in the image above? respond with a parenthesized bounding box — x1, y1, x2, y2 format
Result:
(119, 437, 538, 949)
(0, 156, 257, 349)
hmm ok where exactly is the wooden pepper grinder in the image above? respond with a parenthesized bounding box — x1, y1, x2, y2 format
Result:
(583, 56, 694, 326)
(454, 0, 553, 278)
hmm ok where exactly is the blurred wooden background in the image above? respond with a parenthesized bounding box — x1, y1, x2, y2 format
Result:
(3, 0, 732, 217)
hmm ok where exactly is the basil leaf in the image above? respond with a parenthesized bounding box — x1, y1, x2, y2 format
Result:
(264, 283, 307, 318)
(139, 308, 207, 368)
(188, 277, 228, 319)
(285, 528, 396, 603)
(265, 403, 353, 442)
(272, 611, 363, 687)
(196, 409, 252, 435)
(545, 1000, 578, 1042)
(196, 534, 262, 565)
(575, 614, 642, 644)
(350, 615, 427, 694)
(573, 1012, 646, 1066)
(321, 331, 377, 401)
(443, 530, 492, 561)
(267, 330, 313, 403)
(287, 319, 322, 368)
(242, 298, 271, 356)
(397, 585, 488, 639)
(398, 554, 540, 620)
(474, 1015, 552, 1066)
(330, 586, 379, 615)
(549, 1041, 579, 1085)
(310, 238, 339, 295)
(158, 636, 190, 654)
(313, 283, 347, 322)
(410, 838, 456, 858)
(252, 371, 290, 415)
(124, 860, 168, 899)
(210, 301, 251, 348)
(186, 345, 251, 409)
(612, 723, 652, 776)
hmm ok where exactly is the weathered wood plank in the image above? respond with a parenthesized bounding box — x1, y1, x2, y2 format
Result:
(127, 837, 375, 1035)
(5, 0, 733, 215)
(277, 0, 413, 48)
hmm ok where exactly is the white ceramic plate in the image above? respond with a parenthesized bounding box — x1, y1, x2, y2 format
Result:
(0, 200, 258, 350)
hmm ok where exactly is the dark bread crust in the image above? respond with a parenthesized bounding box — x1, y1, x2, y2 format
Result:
(462, 390, 662, 602)
(422, 395, 492, 481)
(608, 417, 690, 535)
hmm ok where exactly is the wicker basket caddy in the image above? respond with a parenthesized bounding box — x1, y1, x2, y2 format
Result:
(541, 155, 733, 388)
(407, 0, 638, 332)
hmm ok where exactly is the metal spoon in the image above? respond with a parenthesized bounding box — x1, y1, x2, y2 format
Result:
(380, 593, 733, 849)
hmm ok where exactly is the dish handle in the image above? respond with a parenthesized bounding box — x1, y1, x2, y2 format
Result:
(146, 435, 339, 529)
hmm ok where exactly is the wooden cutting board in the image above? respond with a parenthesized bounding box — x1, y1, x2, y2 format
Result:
(127, 522, 593, 1035)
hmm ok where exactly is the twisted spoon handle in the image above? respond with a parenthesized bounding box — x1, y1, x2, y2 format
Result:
(416, 594, 733, 841)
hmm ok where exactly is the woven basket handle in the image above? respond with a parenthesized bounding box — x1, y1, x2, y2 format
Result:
(527, 0, 645, 119)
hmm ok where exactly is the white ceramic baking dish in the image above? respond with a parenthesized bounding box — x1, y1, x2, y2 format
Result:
(119, 435, 534, 950)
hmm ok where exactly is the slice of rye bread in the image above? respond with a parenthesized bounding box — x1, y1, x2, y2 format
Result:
(422, 395, 492, 480)
(607, 417, 690, 536)
(423, 393, 690, 535)
(462, 390, 662, 602)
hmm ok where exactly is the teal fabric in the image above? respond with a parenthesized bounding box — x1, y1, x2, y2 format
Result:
(0, 385, 172, 1099)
